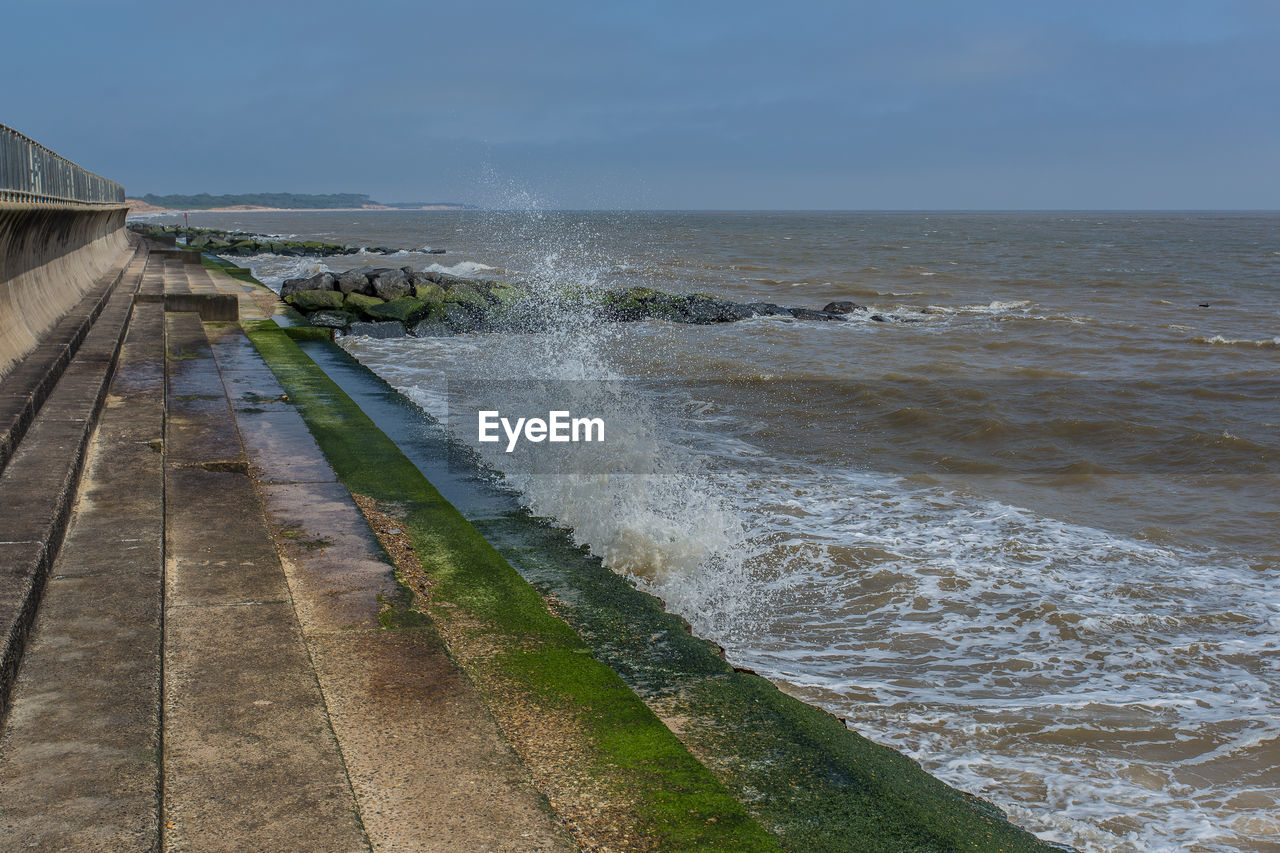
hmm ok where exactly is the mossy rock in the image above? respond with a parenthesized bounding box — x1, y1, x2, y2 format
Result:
(365, 296, 434, 324)
(413, 283, 446, 303)
(488, 281, 526, 306)
(601, 296, 647, 321)
(441, 302, 482, 332)
(285, 289, 345, 311)
(344, 292, 386, 318)
(444, 283, 489, 309)
(624, 286, 661, 302)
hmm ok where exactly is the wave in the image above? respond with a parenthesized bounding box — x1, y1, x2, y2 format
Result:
(221, 253, 326, 292)
(425, 260, 498, 277)
(1192, 335, 1280, 349)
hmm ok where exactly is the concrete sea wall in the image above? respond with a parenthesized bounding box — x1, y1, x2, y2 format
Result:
(0, 124, 129, 380)
(0, 203, 131, 379)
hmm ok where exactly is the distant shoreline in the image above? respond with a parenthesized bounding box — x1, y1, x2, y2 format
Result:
(126, 199, 471, 215)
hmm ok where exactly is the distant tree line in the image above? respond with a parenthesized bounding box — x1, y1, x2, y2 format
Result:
(137, 192, 475, 210)
(139, 192, 377, 209)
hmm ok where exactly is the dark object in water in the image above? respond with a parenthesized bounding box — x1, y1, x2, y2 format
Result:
(823, 301, 866, 314)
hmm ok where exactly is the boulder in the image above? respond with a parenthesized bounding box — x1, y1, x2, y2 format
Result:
(789, 308, 844, 321)
(445, 283, 489, 309)
(413, 283, 446, 303)
(441, 302, 481, 332)
(306, 310, 355, 328)
(410, 318, 455, 337)
(424, 248, 446, 255)
(371, 268, 412, 300)
(823, 301, 865, 315)
(281, 272, 336, 297)
(413, 271, 468, 289)
(343, 292, 385, 318)
(673, 295, 754, 324)
(365, 296, 433, 324)
(598, 292, 647, 321)
(337, 270, 372, 295)
(744, 302, 790, 316)
(285, 289, 346, 312)
(344, 321, 406, 339)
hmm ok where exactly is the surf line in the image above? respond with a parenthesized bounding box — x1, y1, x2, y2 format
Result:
(478, 410, 605, 453)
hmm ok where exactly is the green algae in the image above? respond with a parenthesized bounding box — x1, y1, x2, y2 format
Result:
(244, 319, 780, 852)
(237, 293, 1059, 851)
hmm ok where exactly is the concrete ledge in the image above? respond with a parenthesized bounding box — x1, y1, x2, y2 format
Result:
(151, 248, 202, 265)
(136, 292, 239, 321)
(166, 292, 238, 320)
(0, 261, 141, 718)
(0, 306, 165, 847)
(0, 542, 48, 715)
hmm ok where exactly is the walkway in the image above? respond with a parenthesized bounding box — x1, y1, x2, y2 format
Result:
(0, 241, 574, 851)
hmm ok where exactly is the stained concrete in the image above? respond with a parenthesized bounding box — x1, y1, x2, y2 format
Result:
(1, 249, 580, 852)
(205, 302, 576, 852)
(0, 203, 131, 380)
(162, 309, 370, 853)
(0, 303, 164, 850)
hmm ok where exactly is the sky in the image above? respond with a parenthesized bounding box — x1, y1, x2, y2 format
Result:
(3, 0, 1278, 209)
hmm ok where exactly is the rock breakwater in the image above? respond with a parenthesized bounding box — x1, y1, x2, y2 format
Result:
(126, 223, 445, 257)
(279, 269, 898, 338)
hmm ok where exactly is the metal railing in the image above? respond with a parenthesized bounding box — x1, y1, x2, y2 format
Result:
(0, 124, 124, 205)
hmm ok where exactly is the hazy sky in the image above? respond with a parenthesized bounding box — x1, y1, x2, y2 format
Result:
(4, 0, 1277, 209)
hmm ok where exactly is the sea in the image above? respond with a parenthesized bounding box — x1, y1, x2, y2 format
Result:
(150, 209, 1279, 852)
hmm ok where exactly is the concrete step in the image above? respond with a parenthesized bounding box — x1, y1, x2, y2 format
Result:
(0, 239, 144, 475)
(138, 253, 237, 320)
(162, 312, 370, 852)
(0, 249, 145, 718)
(206, 321, 577, 852)
(0, 302, 165, 850)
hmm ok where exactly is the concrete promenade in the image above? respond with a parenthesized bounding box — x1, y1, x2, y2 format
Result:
(0, 240, 576, 851)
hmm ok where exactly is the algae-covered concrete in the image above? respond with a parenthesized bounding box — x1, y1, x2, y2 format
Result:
(241, 304, 1061, 852)
(204, 319, 579, 851)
